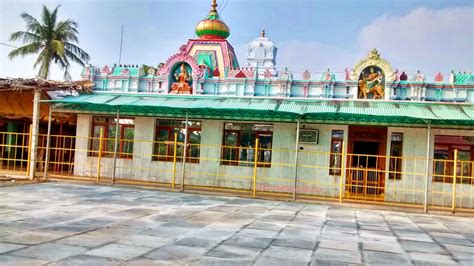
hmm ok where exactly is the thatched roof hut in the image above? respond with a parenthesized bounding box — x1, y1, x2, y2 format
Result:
(0, 78, 93, 121)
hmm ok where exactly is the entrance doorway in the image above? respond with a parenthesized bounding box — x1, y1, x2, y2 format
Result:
(352, 141, 380, 168)
(347, 126, 387, 199)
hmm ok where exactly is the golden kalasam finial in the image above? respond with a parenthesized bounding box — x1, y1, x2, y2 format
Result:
(211, 0, 217, 11)
(261, 29, 266, 37)
(368, 48, 380, 60)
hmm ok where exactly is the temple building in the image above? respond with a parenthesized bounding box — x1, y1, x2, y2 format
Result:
(41, 0, 473, 210)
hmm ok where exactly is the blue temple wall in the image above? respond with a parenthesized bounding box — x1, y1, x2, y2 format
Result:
(82, 71, 474, 103)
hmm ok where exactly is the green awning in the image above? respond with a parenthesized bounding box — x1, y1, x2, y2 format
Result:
(47, 93, 474, 126)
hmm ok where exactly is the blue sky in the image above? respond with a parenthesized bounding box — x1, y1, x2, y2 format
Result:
(0, 0, 473, 80)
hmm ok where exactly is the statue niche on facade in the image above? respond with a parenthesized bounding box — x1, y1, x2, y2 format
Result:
(358, 66, 384, 99)
(170, 63, 192, 94)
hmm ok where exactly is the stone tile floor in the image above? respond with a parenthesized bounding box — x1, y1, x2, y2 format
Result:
(0, 182, 473, 265)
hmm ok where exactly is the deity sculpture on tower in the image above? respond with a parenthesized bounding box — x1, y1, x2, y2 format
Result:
(320, 68, 335, 82)
(170, 63, 192, 94)
(358, 66, 385, 99)
(414, 70, 425, 82)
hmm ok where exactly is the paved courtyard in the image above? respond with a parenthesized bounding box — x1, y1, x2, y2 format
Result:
(0, 183, 473, 265)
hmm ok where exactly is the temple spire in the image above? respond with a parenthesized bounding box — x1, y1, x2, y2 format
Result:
(211, 0, 217, 11)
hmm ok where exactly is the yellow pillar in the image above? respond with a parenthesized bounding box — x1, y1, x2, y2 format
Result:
(26, 125, 32, 176)
(253, 138, 259, 197)
(452, 149, 458, 213)
(96, 128, 103, 183)
(339, 141, 345, 203)
(172, 133, 178, 189)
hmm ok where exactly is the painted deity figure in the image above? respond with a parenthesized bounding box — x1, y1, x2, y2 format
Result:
(414, 70, 425, 82)
(302, 69, 311, 80)
(324, 68, 332, 81)
(358, 66, 384, 99)
(399, 71, 408, 81)
(170, 63, 192, 94)
(394, 69, 400, 82)
(449, 70, 456, 84)
(366, 67, 382, 89)
(344, 68, 351, 81)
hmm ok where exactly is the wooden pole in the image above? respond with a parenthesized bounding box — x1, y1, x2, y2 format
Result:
(29, 89, 41, 179)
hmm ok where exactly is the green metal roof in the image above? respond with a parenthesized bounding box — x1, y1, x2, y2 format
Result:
(454, 73, 474, 85)
(48, 93, 474, 126)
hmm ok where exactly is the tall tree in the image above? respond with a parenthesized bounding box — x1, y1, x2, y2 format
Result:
(8, 5, 90, 80)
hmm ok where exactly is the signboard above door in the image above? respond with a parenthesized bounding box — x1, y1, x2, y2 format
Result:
(299, 129, 319, 144)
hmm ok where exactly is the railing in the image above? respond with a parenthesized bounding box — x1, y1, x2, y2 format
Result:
(0, 129, 31, 176)
(1, 131, 473, 213)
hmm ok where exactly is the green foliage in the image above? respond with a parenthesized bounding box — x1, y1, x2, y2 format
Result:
(8, 5, 90, 80)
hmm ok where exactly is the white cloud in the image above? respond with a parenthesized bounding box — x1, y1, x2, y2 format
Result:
(358, 7, 474, 77)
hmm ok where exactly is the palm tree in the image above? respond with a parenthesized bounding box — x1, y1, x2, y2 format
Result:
(8, 5, 90, 80)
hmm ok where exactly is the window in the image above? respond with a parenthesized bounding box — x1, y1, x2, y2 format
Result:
(389, 133, 403, 180)
(154, 120, 201, 163)
(89, 116, 135, 158)
(329, 130, 344, 175)
(433, 135, 474, 184)
(222, 123, 273, 167)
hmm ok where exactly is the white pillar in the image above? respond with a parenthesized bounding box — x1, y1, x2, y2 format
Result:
(29, 89, 41, 180)
(192, 75, 198, 95)
(180, 112, 189, 191)
(43, 106, 53, 180)
(292, 119, 300, 200)
(111, 108, 120, 184)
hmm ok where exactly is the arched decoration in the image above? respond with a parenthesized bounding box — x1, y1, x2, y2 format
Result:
(195, 50, 218, 74)
(351, 49, 396, 82)
(255, 44, 266, 59)
(169, 62, 193, 94)
(159, 45, 203, 78)
(358, 65, 385, 99)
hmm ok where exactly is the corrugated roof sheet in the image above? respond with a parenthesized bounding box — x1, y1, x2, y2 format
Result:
(111, 66, 140, 77)
(49, 93, 474, 126)
(454, 74, 474, 85)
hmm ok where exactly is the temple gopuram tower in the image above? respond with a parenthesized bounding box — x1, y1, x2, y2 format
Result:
(157, 0, 240, 94)
(246, 30, 278, 78)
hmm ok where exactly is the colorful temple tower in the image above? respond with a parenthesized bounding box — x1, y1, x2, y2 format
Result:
(158, 0, 240, 94)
